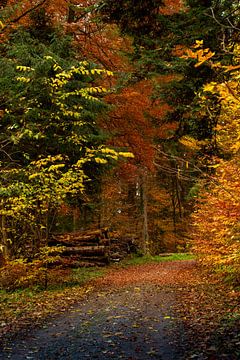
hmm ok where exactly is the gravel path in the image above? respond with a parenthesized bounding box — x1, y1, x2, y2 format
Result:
(0, 261, 200, 360)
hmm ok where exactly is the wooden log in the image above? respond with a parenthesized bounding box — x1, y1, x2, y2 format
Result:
(50, 234, 100, 242)
(47, 228, 110, 268)
(61, 253, 109, 260)
(49, 238, 101, 247)
(52, 228, 108, 239)
(65, 261, 108, 268)
(50, 228, 109, 246)
(62, 245, 107, 256)
(65, 255, 109, 262)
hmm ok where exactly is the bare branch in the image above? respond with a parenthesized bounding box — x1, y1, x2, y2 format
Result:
(226, 17, 240, 32)
(154, 147, 239, 201)
(1, 0, 48, 32)
(207, 6, 240, 32)
(0, 148, 14, 162)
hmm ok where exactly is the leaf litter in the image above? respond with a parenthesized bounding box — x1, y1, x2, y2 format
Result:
(0, 260, 239, 359)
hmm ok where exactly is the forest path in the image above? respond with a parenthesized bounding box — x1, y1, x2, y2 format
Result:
(0, 260, 239, 359)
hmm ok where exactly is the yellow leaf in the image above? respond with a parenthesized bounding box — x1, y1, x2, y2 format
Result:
(203, 82, 217, 93)
(193, 40, 204, 49)
(224, 65, 240, 73)
(95, 158, 108, 164)
(208, 164, 221, 168)
(118, 152, 134, 158)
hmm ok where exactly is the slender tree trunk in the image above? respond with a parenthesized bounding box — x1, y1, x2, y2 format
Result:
(140, 174, 150, 255)
(171, 178, 177, 233)
(175, 178, 182, 219)
(1, 215, 9, 260)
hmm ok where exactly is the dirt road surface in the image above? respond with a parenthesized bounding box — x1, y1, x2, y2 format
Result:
(0, 260, 239, 359)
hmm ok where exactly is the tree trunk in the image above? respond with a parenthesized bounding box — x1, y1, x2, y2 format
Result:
(0, 215, 9, 260)
(140, 174, 150, 255)
(171, 177, 177, 233)
(175, 177, 183, 219)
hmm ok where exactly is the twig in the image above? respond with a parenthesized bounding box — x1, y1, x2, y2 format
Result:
(207, 7, 240, 31)
(1, 0, 48, 32)
(154, 147, 239, 201)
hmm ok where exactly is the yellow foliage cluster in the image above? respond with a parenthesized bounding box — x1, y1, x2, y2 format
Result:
(181, 40, 215, 67)
(191, 42, 240, 283)
(179, 135, 203, 150)
(192, 160, 240, 280)
(1, 57, 133, 257)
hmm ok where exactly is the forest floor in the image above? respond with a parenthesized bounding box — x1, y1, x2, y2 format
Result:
(0, 259, 239, 359)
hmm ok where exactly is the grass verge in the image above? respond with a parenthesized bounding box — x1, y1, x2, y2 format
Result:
(119, 252, 196, 267)
(0, 266, 108, 337)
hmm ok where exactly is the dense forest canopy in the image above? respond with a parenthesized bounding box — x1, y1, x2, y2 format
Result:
(0, 0, 239, 285)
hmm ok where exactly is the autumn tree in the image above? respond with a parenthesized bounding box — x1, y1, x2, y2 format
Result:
(187, 41, 240, 283)
(0, 17, 138, 259)
(97, 0, 240, 255)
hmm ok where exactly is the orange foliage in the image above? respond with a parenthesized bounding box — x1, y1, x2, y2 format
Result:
(172, 44, 188, 57)
(192, 160, 240, 282)
(104, 79, 173, 171)
(155, 121, 178, 139)
(73, 24, 133, 71)
(4, 0, 71, 25)
(188, 41, 240, 283)
(0, 0, 69, 40)
(160, 0, 185, 15)
(2, 1, 133, 72)
(104, 81, 155, 170)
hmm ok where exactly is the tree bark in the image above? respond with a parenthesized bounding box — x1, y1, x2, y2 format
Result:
(171, 177, 177, 233)
(140, 173, 150, 255)
(0, 215, 9, 260)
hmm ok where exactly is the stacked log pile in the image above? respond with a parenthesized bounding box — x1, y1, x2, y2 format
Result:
(48, 228, 110, 267)
(108, 233, 139, 262)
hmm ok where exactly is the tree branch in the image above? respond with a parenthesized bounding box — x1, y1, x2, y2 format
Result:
(1, 0, 48, 32)
(207, 6, 240, 32)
